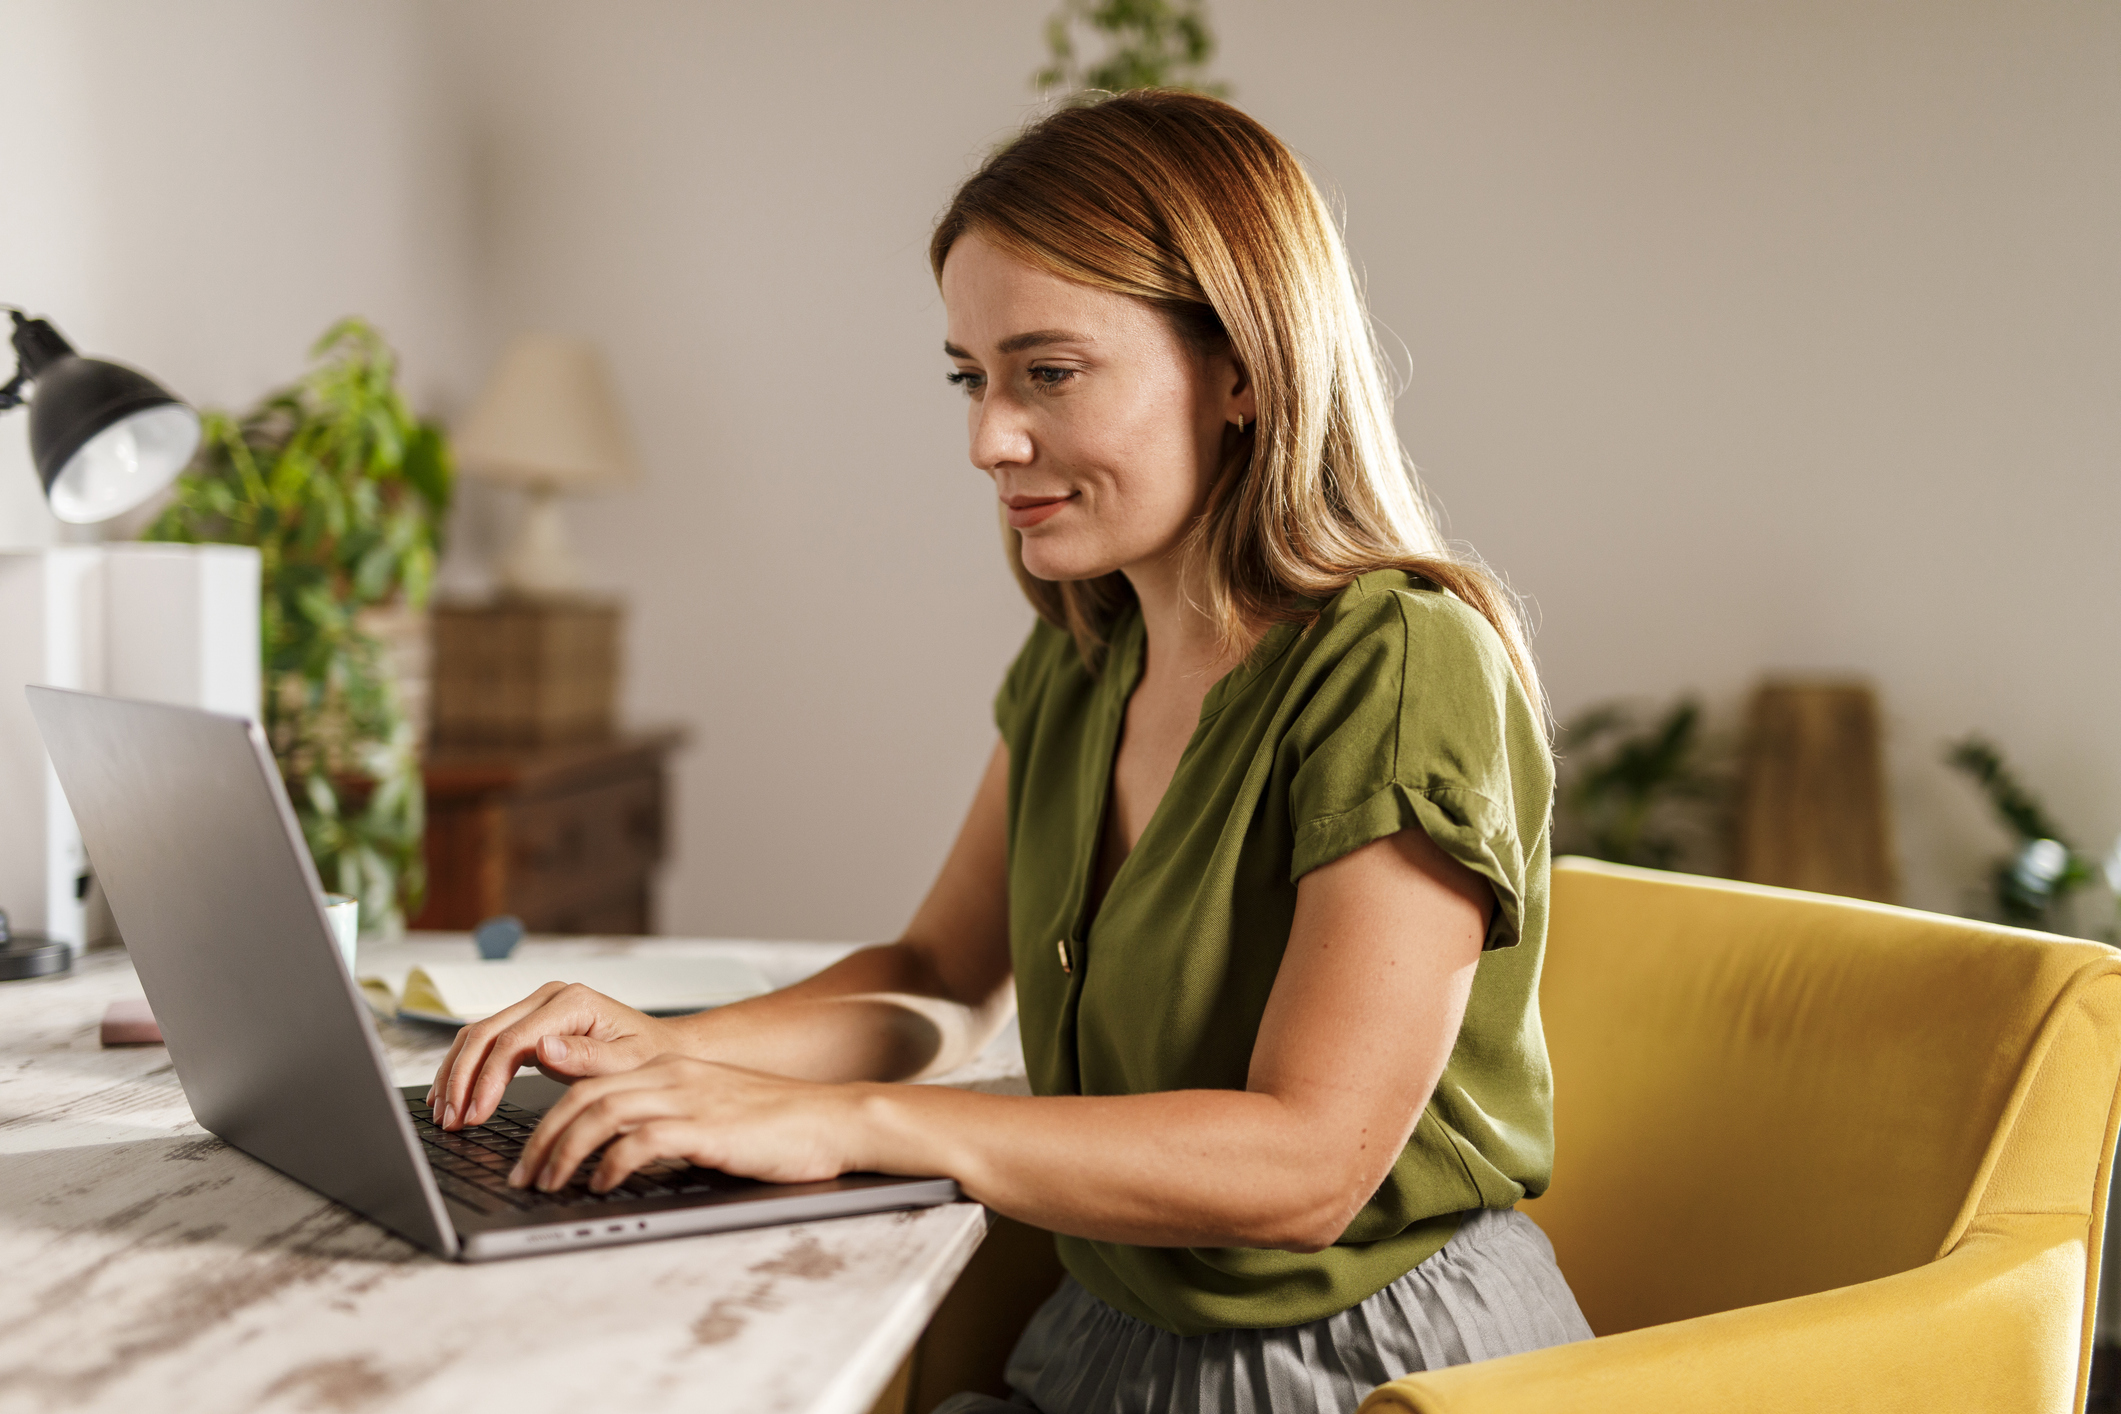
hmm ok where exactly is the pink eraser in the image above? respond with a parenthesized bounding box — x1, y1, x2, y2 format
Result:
(101, 998, 163, 1046)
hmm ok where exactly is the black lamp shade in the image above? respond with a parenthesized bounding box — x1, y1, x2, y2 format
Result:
(9, 314, 199, 524)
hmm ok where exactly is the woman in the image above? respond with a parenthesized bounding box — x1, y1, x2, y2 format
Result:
(429, 91, 1590, 1412)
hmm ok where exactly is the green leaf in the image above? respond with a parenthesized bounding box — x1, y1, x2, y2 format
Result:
(401, 423, 453, 515)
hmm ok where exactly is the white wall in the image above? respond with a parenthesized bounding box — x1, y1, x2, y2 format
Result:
(0, 0, 478, 549)
(1217, 0, 2120, 918)
(441, 0, 2117, 937)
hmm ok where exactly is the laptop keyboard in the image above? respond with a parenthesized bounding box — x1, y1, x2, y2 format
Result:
(405, 1097, 739, 1216)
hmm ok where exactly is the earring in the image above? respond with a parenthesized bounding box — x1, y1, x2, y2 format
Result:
(1233, 416, 1248, 434)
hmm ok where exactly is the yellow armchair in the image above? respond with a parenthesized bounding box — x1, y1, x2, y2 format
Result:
(1363, 858, 2121, 1414)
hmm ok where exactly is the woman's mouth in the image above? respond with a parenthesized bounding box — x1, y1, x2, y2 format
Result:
(1002, 493, 1076, 529)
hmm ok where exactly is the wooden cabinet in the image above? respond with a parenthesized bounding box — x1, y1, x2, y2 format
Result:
(412, 729, 684, 933)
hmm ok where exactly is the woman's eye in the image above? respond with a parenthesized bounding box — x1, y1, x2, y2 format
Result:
(1028, 366, 1076, 390)
(945, 370, 984, 395)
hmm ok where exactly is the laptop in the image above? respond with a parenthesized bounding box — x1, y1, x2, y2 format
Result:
(28, 686, 960, 1260)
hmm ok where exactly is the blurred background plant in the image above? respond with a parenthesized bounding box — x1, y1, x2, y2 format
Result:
(1035, 0, 1227, 97)
(145, 319, 451, 935)
(1556, 695, 1735, 870)
(1945, 736, 2120, 939)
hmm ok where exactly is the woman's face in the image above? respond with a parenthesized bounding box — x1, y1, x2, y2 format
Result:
(940, 231, 1252, 585)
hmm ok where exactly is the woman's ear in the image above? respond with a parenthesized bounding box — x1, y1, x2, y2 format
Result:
(1220, 352, 1257, 426)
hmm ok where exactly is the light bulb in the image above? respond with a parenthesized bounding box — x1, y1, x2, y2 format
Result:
(46, 403, 200, 523)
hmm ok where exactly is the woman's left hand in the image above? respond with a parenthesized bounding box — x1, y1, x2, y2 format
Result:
(508, 1055, 866, 1193)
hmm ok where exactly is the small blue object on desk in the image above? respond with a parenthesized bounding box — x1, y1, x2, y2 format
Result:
(473, 914, 524, 961)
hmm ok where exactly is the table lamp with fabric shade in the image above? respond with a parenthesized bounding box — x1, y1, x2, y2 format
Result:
(453, 334, 640, 598)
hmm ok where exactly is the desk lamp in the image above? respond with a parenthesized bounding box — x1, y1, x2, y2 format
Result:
(1, 308, 200, 980)
(454, 333, 640, 598)
(1, 309, 200, 524)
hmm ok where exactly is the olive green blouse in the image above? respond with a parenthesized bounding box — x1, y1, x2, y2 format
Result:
(994, 570, 1557, 1336)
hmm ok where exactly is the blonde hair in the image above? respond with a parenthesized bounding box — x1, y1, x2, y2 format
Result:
(931, 91, 1546, 734)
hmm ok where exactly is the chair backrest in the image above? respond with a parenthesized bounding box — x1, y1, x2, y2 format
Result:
(1522, 858, 2121, 1337)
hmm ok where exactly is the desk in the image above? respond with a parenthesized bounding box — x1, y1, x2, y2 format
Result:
(0, 936, 1029, 1414)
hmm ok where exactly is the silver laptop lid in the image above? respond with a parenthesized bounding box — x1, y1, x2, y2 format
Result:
(28, 686, 455, 1256)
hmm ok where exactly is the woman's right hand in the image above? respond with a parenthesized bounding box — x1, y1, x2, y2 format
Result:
(426, 982, 686, 1130)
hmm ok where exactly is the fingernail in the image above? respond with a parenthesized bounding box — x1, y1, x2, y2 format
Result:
(539, 1165, 559, 1191)
(507, 1163, 526, 1187)
(442, 1103, 457, 1129)
(540, 1036, 564, 1063)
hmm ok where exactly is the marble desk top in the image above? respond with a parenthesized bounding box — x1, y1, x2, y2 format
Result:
(0, 935, 1029, 1414)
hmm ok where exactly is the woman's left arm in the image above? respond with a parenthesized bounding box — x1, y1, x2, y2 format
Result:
(509, 824, 1488, 1252)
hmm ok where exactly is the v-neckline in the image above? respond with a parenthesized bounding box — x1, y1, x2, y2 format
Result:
(1077, 610, 1304, 930)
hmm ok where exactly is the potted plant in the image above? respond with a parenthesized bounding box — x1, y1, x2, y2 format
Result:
(146, 319, 451, 934)
(1556, 696, 1732, 871)
(1946, 735, 2121, 939)
(1035, 0, 1228, 96)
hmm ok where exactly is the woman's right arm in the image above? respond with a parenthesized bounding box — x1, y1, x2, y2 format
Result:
(428, 740, 1016, 1131)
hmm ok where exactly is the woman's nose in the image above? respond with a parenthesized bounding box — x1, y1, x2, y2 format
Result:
(969, 393, 1034, 473)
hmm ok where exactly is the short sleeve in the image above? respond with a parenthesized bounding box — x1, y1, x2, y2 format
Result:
(1286, 587, 1552, 951)
(993, 618, 1070, 745)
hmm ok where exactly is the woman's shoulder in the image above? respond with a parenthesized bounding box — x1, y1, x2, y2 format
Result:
(1280, 567, 1552, 935)
(1306, 568, 1515, 687)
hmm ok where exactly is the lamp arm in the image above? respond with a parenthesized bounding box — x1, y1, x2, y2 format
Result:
(1, 307, 76, 414)
(0, 307, 23, 413)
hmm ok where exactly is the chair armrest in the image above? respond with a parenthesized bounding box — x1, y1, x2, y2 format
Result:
(1358, 1213, 2089, 1414)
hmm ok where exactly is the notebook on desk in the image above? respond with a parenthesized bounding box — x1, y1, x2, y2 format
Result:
(27, 686, 959, 1261)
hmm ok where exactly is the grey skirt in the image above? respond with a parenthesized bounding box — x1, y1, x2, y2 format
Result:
(934, 1208, 1591, 1414)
